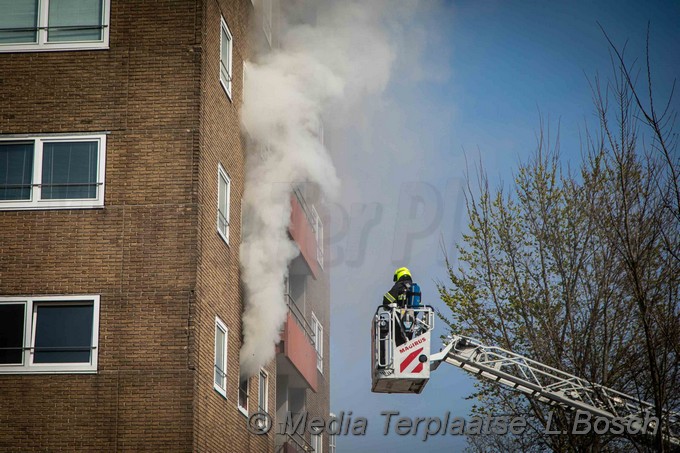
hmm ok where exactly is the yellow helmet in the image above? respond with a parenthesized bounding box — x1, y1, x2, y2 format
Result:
(393, 267, 411, 282)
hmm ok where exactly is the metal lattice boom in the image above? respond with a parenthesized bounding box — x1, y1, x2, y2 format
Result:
(430, 335, 680, 448)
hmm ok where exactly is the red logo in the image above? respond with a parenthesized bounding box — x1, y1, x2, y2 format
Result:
(400, 347, 424, 373)
(398, 337, 426, 354)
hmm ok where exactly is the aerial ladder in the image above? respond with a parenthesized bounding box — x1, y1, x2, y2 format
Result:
(371, 285, 680, 449)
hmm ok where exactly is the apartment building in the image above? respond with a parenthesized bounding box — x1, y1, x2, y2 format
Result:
(0, 1, 330, 452)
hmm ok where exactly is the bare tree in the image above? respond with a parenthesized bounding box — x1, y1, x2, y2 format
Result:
(593, 25, 680, 451)
(439, 33, 679, 452)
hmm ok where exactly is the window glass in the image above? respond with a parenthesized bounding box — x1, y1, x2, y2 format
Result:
(313, 207, 324, 268)
(312, 314, 323, 372)
(317, 322, 323, 371)
(262, 0, 272, 45)
(41, 141, 98, 199)
(48, 0, 103, 42)
(220, 26, 231, 81)
(312, 433, 322, 453)
(0, 142, 33, 200)
(215, 325, 226, 390)
(33, 304, 94, 363)
(238, 378, 249, 412)
(0, 0, 38, 44)
(329, 431, 336, 453)
(0, 304, 25, 364)
(258, 370, 267, 412)
(0, 135, 105, 209)
(218, 170, 229, 236)
(220, 18, 232, 96)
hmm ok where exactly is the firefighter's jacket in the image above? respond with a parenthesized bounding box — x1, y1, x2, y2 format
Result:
(383, 277, 413, 307)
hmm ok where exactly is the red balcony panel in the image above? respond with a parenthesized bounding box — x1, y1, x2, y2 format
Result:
(280, 312, 318, 391)
(288, 194, 318, 278)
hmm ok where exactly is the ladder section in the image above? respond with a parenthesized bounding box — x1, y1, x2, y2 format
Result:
(431, 335, 680, 447)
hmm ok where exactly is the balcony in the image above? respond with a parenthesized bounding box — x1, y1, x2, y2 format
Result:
(285, 293, 315, 344)
(275, 431, 314, 453)
(277, 294, 318, 392)
(288, 190, 319, 279)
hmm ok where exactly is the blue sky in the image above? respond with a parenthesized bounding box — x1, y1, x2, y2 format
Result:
(328, 1, 680, 452)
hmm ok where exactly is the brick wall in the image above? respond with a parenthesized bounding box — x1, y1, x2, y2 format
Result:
(193, 0, 276, 451)
(0, 0, 327, 451)
(302, 198, 331, 453)
(0, 1, 201, 451)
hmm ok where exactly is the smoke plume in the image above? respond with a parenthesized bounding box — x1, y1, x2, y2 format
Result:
(239, 0, 397, 376)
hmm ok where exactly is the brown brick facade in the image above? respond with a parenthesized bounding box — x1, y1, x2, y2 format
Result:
(0, 1, 329, 452)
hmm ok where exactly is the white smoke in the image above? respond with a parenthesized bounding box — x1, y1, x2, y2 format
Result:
(239, 0, 398, 376)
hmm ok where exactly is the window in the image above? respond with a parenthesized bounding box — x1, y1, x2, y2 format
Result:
(258, 369, 268, 413)
(311, 313, 323, 373)
(220, 16, 233, 98)
(0, 295, 100, 373)
(238, 376, 249, 415)
(311, 206, 324, 269)
(312, 433, 323, 453)
(0, 0, 111, 53)
(214, 317, 228, 397)
(258, 142, 272, 161)
(329, 420, 336, 453)
(316, 119, 324, 147)
(242, 62, 248, 103)
(217, 164, 231, 243)
(0, 134, 106, 210)
(262, 0, 272, 46)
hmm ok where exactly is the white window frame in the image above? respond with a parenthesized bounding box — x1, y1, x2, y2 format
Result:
(311, 312, 323, 373)
(312, 433, 323, 453)
(238, 376, 249, 416)
(0, 133, 107, 211)
(317, 119, 324, 147)
(0, 0, 111, 53)
(262, 0, 273, 47)
(328, 416, 336, 453)
(0, 295, 100, 374)
(242, 62, 247, 103)
(311, 206, 324, 269)
(217, 164, 231, 244)
(219, 16, 233, 99)
(258, 368, 268, 414)
(214, 317, 228, 398)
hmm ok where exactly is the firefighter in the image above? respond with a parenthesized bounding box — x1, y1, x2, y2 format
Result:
(383, 267, 413, 308)
(383, 267, 414, 346)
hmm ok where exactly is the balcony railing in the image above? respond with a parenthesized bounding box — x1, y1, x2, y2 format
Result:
(284, 293, 315, 346)
(292, 189, 323, 276)
(276, 430, 314, 453)
(293, 187, 314, 228)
